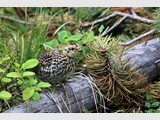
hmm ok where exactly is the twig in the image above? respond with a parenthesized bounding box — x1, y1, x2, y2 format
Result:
(129, 7, 137, 16)
(4, 100, 10, 109)
(119, 29, 155, 46)
(53, 22, 69, 36)
(45, 91, 63, 113)
(7, 83, 18, 90)
(59, 94, 71, 113)
(0, 15, 34, 25)
(67, 83, 82, 113)
(81, 11, 154, 28)
(80, 12, 117, 28)
(112, 12, 154, 24)
(64, 90, 72, 112)
(102, 15, 127, 36)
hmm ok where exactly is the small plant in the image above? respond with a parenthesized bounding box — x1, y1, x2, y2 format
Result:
(0, 90, 12, 101)
(43, 29, 96, 61)
(153, 8, 160, 33)
(82, 108, 91, 113)
(144, 93, 160, 113)
(0, 55, 12, 101)
(2, 59, 51, 101)
(114, 110, 124, 113)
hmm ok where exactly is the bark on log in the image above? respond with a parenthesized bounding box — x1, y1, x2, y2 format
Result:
(121, 37, 160, 82)
(4, 75, 101, 113)
(4, 37, 160, 113)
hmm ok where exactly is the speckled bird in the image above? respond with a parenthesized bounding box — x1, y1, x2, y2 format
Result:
(34, 42, 82, 84)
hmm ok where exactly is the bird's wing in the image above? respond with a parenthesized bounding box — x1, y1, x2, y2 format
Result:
(38, 49, 58, 66)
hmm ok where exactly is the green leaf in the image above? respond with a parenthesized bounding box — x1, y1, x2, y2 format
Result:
(146, 94, 152, 100)
(7, 72, 21, 78)
(115, 110, 124, 113)
(28, 79, 37, 86)
(59, 45, 65, 51)
(65, 33, 83, 42)
(152, 102, 160, 106)
(146, 109, 154, 113)
(58, 30, 72, 43)
(82, 108, 91, 113)
(37, 82, 51, 88)
(43, 39, 59, 49)
(1, 77, 12, 83)
(14, 62, 20, 68)
(78, 54, 84, 61)
(0, 68, 4, 73)
(22, 71, 35, 77)
(145, 102, 151, 108)
(21, 59, 39, 70)
(75, 32, 83, 37)
(156, 108, 160, 113)
(17, 80, 23, 85)
(34, 86, 42, 91)
(0, 91, 12, 100)
(32, 92, 40, 101)
(22, 87, 34, 100)
(0, 56, 10, 64)
(98, 25, 105, 34)
(87, 31, 95, 42)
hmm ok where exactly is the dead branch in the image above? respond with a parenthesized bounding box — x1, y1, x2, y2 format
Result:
(102, 15, 127, 36)
(81, 11, 154, 28)
(80, 12, 117, 27)
(0, 15, 34, 25)
(119, 29, 155, 46)
(129, 8, 137, 16)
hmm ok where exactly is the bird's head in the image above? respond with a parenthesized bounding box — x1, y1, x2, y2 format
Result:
(63, 42, 82, 57)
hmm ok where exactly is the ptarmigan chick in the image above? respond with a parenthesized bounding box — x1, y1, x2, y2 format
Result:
(34, 42, 82, 84)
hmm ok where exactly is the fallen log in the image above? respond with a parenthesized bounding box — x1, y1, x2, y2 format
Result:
(4, 37, 160, 113)
(122, 37, 160, 82)
(4, 75, 103, 113)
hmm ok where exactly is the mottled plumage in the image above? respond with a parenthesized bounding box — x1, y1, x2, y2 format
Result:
(34, 43, 82, 84)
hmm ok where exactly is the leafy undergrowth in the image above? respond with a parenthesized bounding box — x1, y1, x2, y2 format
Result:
(0, 7, 160, 113)
(0, 23, 97, 112)
(143, 93, 160, 113)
